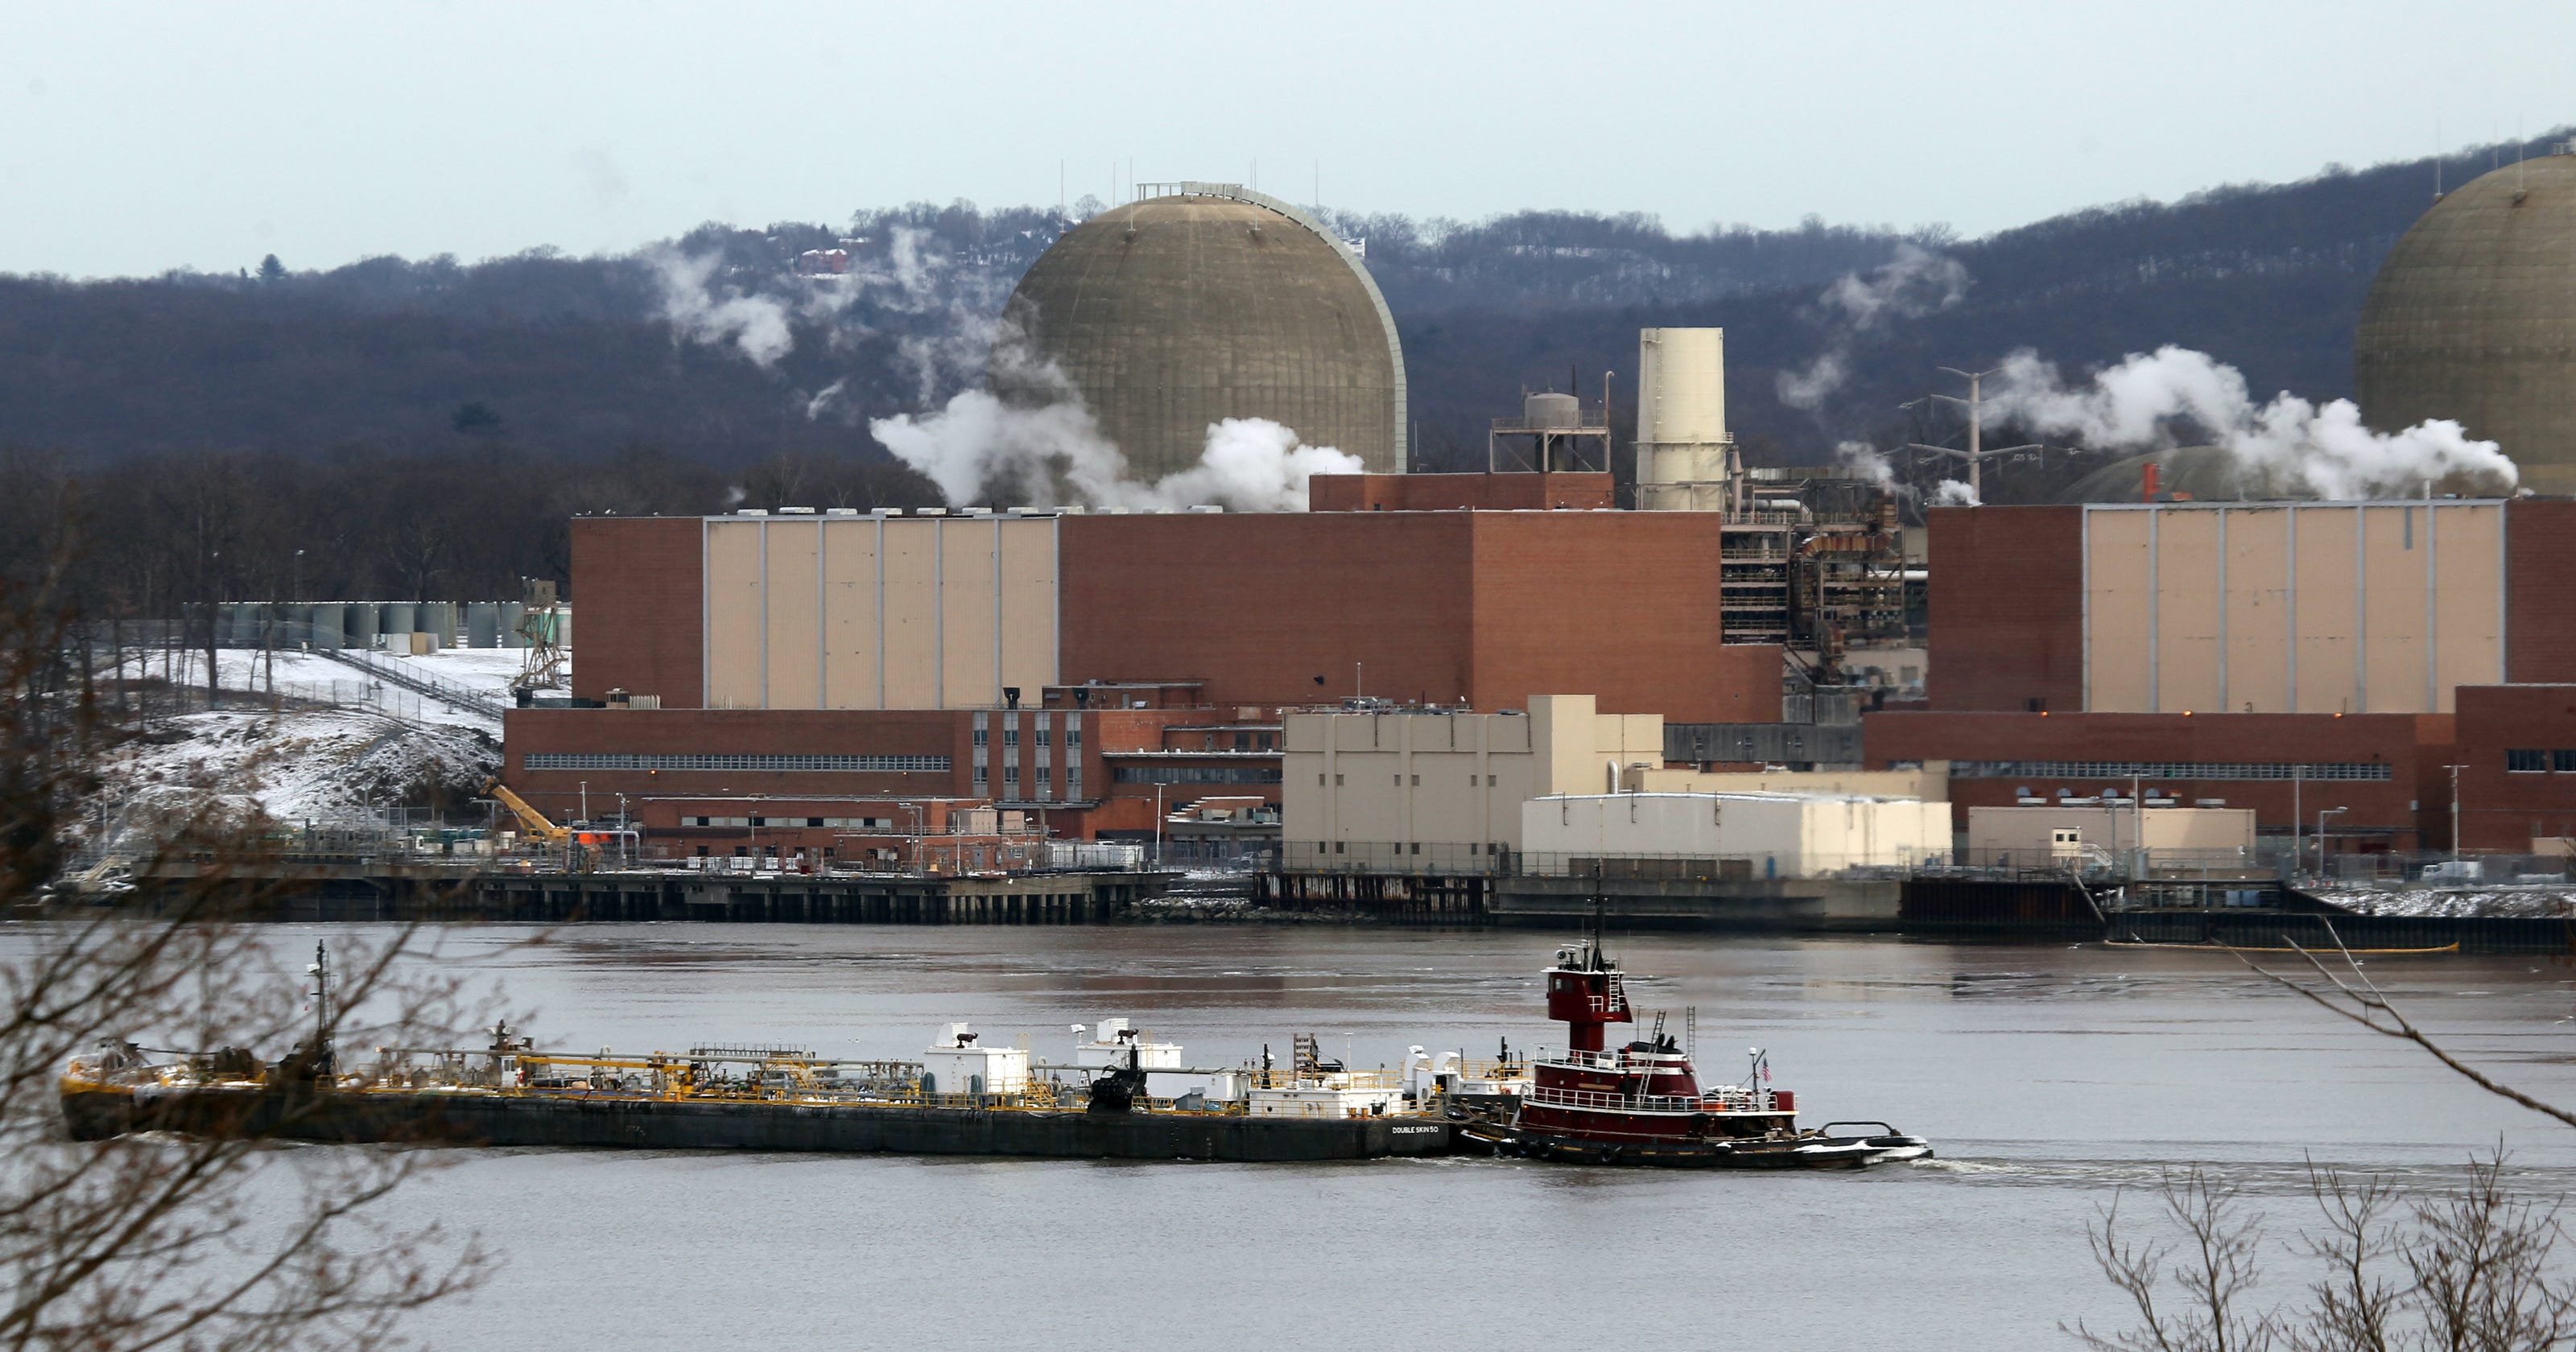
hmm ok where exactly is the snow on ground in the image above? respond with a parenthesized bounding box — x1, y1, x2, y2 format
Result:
(72, 643, 543, 854)
(89, 707, 497, 841)
(2316, 884, 2576, 919)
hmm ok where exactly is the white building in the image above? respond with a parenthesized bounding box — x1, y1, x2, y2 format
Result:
(919, 1024, 1029, 1098)
(1966, 804, 2256, 864)
(1522, 792, 1950, 878)
(1282, 695, 1662, 868)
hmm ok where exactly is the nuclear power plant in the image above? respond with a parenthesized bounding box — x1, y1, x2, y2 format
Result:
(483, 163, 2576, 931)
(999, 182, 1407, 479)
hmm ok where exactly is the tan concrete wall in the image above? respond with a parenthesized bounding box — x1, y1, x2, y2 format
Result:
(763, 520, 821, 710)
(1285, 697, 1649, 852)
(696, 514, 1058, 711)
(820, 519, 880, 708)
(1967, 804, 2255, 856)
(1635, 766, 1948, 800)
(1522, 793, 1946, 876)
(2432, 505, 2505, 709)
(2223, 509, 2291, 711)
(2154, 509, 2223, 712)
(2087, 510, 2154, 711)
(704, 521, 765, 710)
(2293, 508, 2360, 714)
(938, 522, 997, 708)
(2085, 504, 2504, 716)
(2360, 506, 2427, 711)
(997, 519, 1057, 704)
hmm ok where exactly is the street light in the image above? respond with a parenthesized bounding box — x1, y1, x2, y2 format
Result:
(2315, 807, 2346, 879)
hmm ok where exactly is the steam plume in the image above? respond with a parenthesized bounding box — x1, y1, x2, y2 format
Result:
(1777, 244, 1970, 410)
(869, 333, 1359, 512)
(1930, 480, 1980, 506)
(1988, 345, 2518, 499)
(648, 248, 797, 366)
(1834, 439, 1896, 488)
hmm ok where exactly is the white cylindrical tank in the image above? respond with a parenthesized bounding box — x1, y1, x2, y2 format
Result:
(1636, 328, 1735, 512)
(1637, 328, 1726, 445)
(1523, 391, 1580, 428)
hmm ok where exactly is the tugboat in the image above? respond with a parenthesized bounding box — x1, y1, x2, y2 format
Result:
(1459, 911, 1932, 1169)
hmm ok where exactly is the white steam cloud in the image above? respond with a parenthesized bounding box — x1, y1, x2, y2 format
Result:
(1834, 439, 1896, 488)
(649, 248, 795, 366)
(1930, 480, 1980, 507)
(1988, 345, 2518, 500)
(869, 328, 1362, 513)
(1777, 244, 1970, 410)
(871, 396, 1360, 513)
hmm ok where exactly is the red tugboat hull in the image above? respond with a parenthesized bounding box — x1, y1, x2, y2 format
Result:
(1484, 909, 1931, 1170)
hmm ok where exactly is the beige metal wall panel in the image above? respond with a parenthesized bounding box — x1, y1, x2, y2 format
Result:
(1530, 695, 1600, 794)
(704, 521, 766, 710)
(2223, 509, 2293, 712)
(819, 520, 881, 709)
(2292, 508, 2361, 714)
(2153, 509, 2222, 713)
(880, 520, 941, 709)
(2430, 504, 2505, 712)
(1489, 756, 1535, 846)
(939, 524, 998, 708)
(996, 518, 1059, 699)
(1408, 751, 1484, 843)
(2085, 511, 2155, 711)
(762, 521, 821, 711)
(2361, 507, 2430, 711)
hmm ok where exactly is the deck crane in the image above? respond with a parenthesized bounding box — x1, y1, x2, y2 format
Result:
(480, 777, 607, 870)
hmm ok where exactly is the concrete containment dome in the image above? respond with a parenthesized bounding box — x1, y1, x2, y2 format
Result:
(2355, 150, 2576, 495)
(998, 183, 1406, 480)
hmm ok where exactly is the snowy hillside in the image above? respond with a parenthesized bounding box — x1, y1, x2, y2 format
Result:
(76, 645, 540, 855)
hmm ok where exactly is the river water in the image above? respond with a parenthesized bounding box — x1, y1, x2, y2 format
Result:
(60, 923, 2576, 1348)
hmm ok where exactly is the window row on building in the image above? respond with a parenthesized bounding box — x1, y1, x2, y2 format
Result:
(2505, 750, 2576, 773)
(1110, 766, 1285, 785)
(524, 753, 951, 773)
(1950, 760, 2394, 781)
(679, 815, 897, 829)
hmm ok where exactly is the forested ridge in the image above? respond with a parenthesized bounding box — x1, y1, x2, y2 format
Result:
(0, 135, 2555, 607)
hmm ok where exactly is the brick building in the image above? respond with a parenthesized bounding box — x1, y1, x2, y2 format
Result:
(505, 497, 1785, 847)
(1871, 500, 2576, 855)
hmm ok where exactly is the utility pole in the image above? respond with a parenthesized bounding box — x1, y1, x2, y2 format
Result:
(1904, 366, 2046, 501)
(2451, 761, 2465, 862)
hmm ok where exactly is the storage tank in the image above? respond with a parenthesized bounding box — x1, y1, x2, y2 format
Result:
(423, 602, 458, 649)
(1523, 392, 1580, 427)
(1635, 328, 1736, 511)
(378, 604, 415, 643)
(346, 603, 379, 651)
(500, 601, 527, 649)
(2355, 148, 2576, 494)
(303, 604, 345, 649)
(465, 602, 500, 648)
(997, 183, 1406, 487)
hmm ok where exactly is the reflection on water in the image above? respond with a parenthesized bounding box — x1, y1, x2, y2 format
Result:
(19, 922, 2576, 1350)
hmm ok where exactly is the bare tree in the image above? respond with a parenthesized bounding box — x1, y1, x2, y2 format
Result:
(2229, 929, 2576, 1133)
(1, 538, 493, 1350)
(2077, 924, 2576, 1351)
(2073, 1167, 2277, 1352)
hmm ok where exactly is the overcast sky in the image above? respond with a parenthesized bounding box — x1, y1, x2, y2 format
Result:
(6, 1, 2570, 278)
